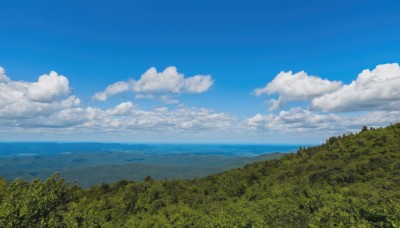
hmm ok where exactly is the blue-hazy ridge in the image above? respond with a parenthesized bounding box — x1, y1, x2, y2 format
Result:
(0, 143, 300, 187)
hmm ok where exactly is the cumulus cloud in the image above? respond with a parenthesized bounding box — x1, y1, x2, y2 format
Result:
(241, 107, 400, 135)
(0, 69, 79, 119)
(3, 64, 400, 141)
(160, 95, 179, 104)
(26, 71, 70, 102)
(242, 63, 400, 138)
(311, 63, 400, 112)
(0, 66, 232, 134)
(105, 101, 135, 116)
(8, 102, 235, 134)
(183, 74, 214, 93)
(93, 66, 213, 101)
(253, 71, 342, 110)
(0, 66, 10, 82)
(346, 111, 400, 130)
(90, 105, 234, 132)
(241, 108, 342, 133)
(93, 81, 129, 101)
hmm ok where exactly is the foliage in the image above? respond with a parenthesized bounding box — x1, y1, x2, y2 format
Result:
(1, 124, 400, 227)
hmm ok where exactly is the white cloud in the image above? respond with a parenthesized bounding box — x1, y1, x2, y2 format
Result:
(0, 66, 10, 82)
(346, 111, 400, 130)
(0, 69, 79, 119)
(3, 64, 400, 142)
(105, 101, 135, 116)
(241, 107, 400, 136)
(26, 71, 70, 102)
(243, 63, 400, 139)
(160, 95, 179, 104)
(131, 67, 184, 93)
(22, 103, 235, 134)
(0, 66, 232, 134)
(135, 94, 155, 99)
(253, 71, 342, 110)
(311, 63, 400, 112)
(241, 108, 342, 133)
(93, 66, 213, 101)
(92, 81, 129, 101)
(268, 96, 285, 111)
(183, 74, 214, 93)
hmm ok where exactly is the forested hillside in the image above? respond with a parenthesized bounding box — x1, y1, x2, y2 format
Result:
(1, 124, 400, 227)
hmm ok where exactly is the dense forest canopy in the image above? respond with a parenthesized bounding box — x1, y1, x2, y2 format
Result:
(1, 124, 400, 227)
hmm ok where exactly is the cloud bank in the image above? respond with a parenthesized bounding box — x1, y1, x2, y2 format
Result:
(0, 67, 230, 136)
(311, 63, 400, 112)
(255, 63, 400, 112)
(1, 63, 400, 142)
(241, 108, 400, 136)
(253, 71, 342, 110)
(245, 63, 400, 139)
(0, 70, 80, 119)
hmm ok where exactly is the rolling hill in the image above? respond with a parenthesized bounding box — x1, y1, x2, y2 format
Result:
(1, 124, 400, 227)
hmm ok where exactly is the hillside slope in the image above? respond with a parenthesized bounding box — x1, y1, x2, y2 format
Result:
(1, 124, 400, 227)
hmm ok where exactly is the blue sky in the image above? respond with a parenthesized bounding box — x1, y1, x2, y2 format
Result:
(1, 0, 400, 143)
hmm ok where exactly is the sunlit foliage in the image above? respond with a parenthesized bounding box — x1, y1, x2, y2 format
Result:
(1, 124, 400, 227)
